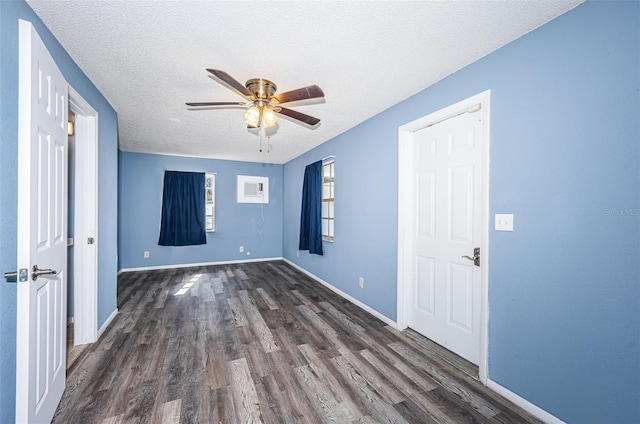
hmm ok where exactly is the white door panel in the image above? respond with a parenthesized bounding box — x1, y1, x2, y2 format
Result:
(17, 19, 68, 423)
(448, 262, 473, 331)
(408, 111, 483, 365)
(416, 255, 435, 316)
(416, 172, 435, 238)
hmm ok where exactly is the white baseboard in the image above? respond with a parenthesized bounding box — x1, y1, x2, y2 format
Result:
(282, 258, 397, 328)
(98, 308, 118, 339)
(486, 379, 564, 424)
(119, 257, 283, 273)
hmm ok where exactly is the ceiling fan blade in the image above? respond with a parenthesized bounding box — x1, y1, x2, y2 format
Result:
(270, 85, 324, 105)
(185, 101, 246, 106)
(276, 107, 321, 126)
(207, 69, 256, 100)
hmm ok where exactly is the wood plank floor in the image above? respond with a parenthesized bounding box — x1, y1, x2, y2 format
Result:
(54, 261, 541, 424)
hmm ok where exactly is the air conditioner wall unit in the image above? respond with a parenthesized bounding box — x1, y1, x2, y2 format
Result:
(243, 181, 263, 197)
(237, 175, 269, 204)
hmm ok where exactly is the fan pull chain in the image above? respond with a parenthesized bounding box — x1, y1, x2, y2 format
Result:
(259, 128, 263, 152)
(267, 136, 271, 154)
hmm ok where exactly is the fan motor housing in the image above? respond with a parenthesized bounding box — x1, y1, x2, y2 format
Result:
(246, 78, 277, 99)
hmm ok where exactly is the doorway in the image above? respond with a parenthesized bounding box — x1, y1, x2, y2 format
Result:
(397, 90, 490, 382)
(67, 107, 77, 362)
(68, 88, 98, 348)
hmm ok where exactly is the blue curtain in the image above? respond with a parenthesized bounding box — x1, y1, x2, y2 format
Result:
(158, 171, 207, 246)
(299, 160, 323, 255)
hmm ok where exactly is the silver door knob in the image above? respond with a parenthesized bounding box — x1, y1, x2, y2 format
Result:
(32, 265, 57, 281)
(462, 247, 481, 267)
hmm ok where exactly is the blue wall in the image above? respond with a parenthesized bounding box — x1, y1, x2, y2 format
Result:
(283, 1, 639, 422)
(0, 1, 119, 422)
(284, 128, 398, 320)
(118, 151, 283, 269)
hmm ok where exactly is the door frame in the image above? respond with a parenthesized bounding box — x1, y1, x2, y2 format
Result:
(68, 86, 99, 345)
(397, 90, 491, 383)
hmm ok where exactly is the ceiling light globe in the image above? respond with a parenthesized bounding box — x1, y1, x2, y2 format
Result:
(262, 107, 278, 128)
(244, 106, 260, 127)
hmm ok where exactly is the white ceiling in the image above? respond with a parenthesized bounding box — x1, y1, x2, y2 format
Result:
(27, 0, 582, 164)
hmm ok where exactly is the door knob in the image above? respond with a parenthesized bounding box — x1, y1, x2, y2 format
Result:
(32, 265, 57, 281)
(462, 247, 481, 267)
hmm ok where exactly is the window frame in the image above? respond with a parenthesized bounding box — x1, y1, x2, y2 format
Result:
(205, 172, 216, 232)
(321, 159, 334, 242)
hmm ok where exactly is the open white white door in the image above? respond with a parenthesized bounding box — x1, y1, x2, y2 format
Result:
(17, 19, 68, 423)
(69, 89, 99, 347)
(408, 109, 484, 365)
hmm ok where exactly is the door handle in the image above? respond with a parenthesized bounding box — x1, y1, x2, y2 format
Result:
(462, 247, 481, 267)
(32, 265, 57, 281)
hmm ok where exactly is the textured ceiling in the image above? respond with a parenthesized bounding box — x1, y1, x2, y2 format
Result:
(27, 0, 582, 164)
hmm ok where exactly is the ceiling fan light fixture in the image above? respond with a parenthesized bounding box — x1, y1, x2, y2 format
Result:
(244, 104, 279, 128)
(244, 105, 261, 127)
(189, 69, 323, 129)
(262, 106, 278, 128)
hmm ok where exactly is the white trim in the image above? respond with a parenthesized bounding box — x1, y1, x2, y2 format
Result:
(97, 308, 118, 339)
(397, 90, 491, 383)
(486, 379, 565, 424)
(119, 257, 283, 273)
(16, 22, 33, 423)
(69, 85, 99, 346)
(480, 91, 491, 384)
(282, 259, 397, 328)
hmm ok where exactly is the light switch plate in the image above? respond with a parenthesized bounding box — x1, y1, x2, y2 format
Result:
(495, 214, 514, 231)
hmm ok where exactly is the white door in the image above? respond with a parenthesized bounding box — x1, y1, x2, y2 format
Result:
(69, 90, 99, 347)
(408, 109, 483, 365)
(16, 19, 68, 423)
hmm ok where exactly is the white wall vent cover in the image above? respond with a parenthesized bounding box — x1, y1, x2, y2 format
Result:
(237, 175, 269, 204)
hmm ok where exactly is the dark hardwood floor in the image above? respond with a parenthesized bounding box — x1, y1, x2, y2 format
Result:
(54, 260, 541, 424)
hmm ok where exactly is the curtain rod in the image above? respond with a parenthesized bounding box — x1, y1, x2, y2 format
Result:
(164, 170, 217, 174)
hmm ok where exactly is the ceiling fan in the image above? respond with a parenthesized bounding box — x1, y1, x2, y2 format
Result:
(186, 69, 324, 129)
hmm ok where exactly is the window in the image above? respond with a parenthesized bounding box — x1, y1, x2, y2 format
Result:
(205, 172, 215, 232)
(158, 171, 206, 246)
(322, 160, 334, 241)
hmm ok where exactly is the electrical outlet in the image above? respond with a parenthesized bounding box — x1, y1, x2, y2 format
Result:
(296, 250, 300, 257)
(246, 251, 251, 256)
(358, 277, 364, 288)
(143, 251, 149, 258)
(239, 246, 244, 253)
